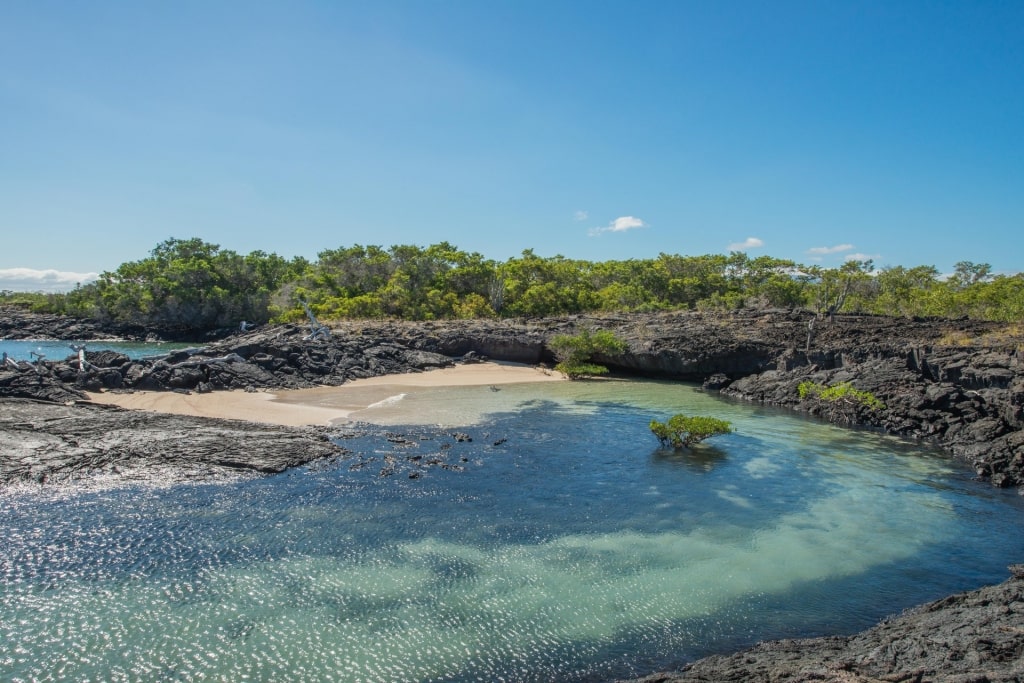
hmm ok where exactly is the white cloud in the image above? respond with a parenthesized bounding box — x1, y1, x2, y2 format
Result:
(807, 243, 854, 255)
(844, 253, 879, 263)
(573, 210, 589, 221)
(0, 268, 99, 293)
(727, 237, 764, 251)
(588, 215, 647, 236)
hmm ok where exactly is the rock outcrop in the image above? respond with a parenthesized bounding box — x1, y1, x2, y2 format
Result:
(1, 323, 455, 399)
(0, 397, 490, 487)
(0, 398, 343, 485)
(622, 564, 1024, 683)
(721, 345, 1024, 488)
(0, 306, 207, 342)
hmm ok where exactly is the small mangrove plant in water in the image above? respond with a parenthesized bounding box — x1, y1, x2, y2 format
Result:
(650, 414, 734, 449)
(797, 380, 885, 424)
(548, 328, 627, 379)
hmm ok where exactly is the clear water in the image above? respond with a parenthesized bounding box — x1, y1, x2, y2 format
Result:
(3, 379, 1023, 682)
(0, 339, 194, 362)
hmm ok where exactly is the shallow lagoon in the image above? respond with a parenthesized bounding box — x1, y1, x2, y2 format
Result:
(3, 379, 1024, 682)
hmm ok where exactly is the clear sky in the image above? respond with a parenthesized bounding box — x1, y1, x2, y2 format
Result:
(2, 1, 1021, 291)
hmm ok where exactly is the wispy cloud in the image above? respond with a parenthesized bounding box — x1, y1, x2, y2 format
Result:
(588, 216, 647, 236)
(807, 243, 854, 255)
(0, 268, 98, 293)
(727, 237, 764, 251)
(844, 252, 879, 263)
(573, 210, 588, 221)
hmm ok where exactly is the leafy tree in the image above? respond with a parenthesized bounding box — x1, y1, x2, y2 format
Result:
(656, 253, 731, 308)
(959, 274, 1024, 322)
(307, 242, 499, 321)
(951, 261, 993, 290)
(548, 328, 627, 378)
(650, 414, 733, 449)
(314, 244, 394, 298)
(808, 260, 875, 321)
(589, 259, 665, 311)
(734, 255, 808, 308)
(70, 238, 304, 331)
(500, 250, 598, 316)
(873, 265, 940, 317)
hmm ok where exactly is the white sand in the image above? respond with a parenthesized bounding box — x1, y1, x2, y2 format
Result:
(86, 361, 563, 427)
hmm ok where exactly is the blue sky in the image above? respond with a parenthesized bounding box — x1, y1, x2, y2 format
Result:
(2, 1, 1021, 291)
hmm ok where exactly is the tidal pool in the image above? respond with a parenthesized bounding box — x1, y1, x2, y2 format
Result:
(3, 379, 1023, 682)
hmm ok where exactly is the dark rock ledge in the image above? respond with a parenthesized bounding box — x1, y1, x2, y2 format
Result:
(0, 398, 487, 487)
(619, 564, 1024, 683)
(0, 398, 343, 486)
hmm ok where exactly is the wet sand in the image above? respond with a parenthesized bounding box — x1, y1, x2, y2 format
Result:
(86, 362, 564, 426)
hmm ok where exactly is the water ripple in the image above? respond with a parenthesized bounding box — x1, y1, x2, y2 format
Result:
(3, 379, 1024, 681)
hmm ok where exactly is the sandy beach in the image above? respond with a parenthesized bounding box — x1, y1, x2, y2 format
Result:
(86, 361, 564, 427)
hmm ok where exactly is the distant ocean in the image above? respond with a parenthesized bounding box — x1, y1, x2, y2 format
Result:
(0, 339, 192, 362)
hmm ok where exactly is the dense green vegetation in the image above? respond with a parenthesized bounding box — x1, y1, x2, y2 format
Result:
(3, 239, 306, 331)
(650, 414, 734, 449)
(3, 237, 1022, 331)
(548, 328, 628, 378)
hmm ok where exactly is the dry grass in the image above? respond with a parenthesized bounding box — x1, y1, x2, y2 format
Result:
(937, 323, 1024, 352)
(936, 330, 975, 347)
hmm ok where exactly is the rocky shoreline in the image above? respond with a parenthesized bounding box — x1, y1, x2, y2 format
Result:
(0, 397, 344, 486)
(621, 564, 1024, 683)
(4, 308, 1020, 491)
(3, 307, 1023, 681)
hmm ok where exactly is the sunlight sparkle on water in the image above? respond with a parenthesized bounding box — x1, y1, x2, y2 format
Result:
(2, 378, 1022, 682)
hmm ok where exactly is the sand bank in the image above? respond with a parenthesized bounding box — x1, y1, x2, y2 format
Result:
(86, 361, 563, 427)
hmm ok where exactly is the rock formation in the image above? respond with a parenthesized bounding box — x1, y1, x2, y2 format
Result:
(622, 565, 1024, 683)
(3, 309, 1022, 490)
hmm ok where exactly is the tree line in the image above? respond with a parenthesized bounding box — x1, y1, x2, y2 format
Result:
(3, 237, 1021, 331)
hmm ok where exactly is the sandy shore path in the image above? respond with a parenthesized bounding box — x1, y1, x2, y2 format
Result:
(86, 361, 564, 427)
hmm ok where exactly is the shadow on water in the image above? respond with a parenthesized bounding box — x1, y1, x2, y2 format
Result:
(651, 444, 728, 473)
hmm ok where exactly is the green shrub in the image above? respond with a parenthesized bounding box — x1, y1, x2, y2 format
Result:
(797, 380, 885, 423)
(650, 414, 733, 449)
(549, 328, 627, 379)
(797, 381, 884, 409)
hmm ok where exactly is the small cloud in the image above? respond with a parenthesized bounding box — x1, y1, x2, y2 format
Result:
(0, 267, 99, 293)
(807, 243, 854, 255)
(588, 215, 647, 236)
(727, 237, 764, 251)
(844, 252, 879, 263)
(573, 210, 589, 221)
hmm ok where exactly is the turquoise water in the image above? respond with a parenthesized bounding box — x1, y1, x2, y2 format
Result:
(3, 379, 1024, 682)
(0, 339, 194, 362)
